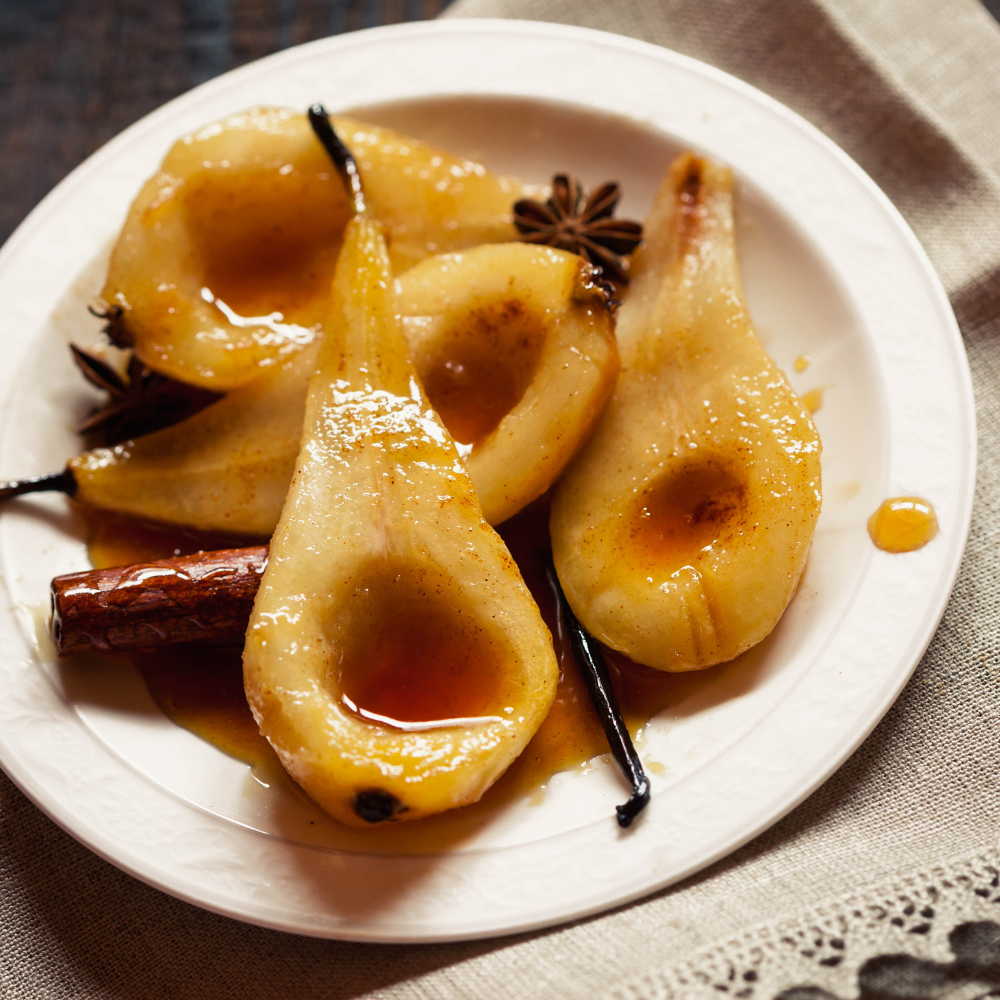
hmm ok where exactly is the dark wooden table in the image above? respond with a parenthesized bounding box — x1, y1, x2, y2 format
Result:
(5, 0, 1000, 252)
(0, 0, 453, 247)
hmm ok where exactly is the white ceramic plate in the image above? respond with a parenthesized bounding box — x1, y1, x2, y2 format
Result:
(0, 21, 975, 942)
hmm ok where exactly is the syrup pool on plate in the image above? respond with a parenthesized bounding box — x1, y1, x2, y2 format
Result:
(80, 500, 679, 828)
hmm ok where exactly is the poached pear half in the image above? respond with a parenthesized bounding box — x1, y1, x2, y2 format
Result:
(69, 244, 618, 535)
(102, 107, 534, 391)
(398, 242, 618, 525)
(69, 342, 317, 536)
(242, 142, 558, 825)
(550, 153, 822, 671)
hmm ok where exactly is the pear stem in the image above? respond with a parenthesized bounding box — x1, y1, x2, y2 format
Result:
(308, 104, 367, 215)
(0, 470, 77, 504)
(545, 555, 651, 828)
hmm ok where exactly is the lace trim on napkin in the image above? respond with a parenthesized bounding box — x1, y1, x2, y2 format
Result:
(614, 848, 1000, 1000)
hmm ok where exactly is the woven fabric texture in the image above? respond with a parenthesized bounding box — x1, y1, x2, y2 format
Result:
(3, 0, 1000, 997)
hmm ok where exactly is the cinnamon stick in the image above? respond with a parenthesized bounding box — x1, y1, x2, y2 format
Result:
(51, 546, 268, 655)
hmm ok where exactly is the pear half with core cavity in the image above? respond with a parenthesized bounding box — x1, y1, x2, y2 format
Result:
(550, 153, 822, 671)
(398, 242, 619, 525)
(242, 114, 558, 826)
(102, 107, 535, 391)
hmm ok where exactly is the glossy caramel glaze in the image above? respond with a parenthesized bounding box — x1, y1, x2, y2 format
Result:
(867, 496, 938, 553)
(54, 521, 267, 656)
(627, 459, 748, 569)
(70, 341, 318, 538)
(181, 166, 345, 326)
(82, 510, 279, 768)
(102, 109, 530, 391)
(397, 244, 619, 526)
(76, 246, 617, 540)
(135, 644, 274, 768)
(241, 214, 558, 827)
(497, 501, 676, 792)
(84, 506, 257, 570)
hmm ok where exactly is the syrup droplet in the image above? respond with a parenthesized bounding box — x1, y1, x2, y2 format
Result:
(794, 354, 811, 373)
(802, 387, 823, 413)
(867, 496, 938, 553)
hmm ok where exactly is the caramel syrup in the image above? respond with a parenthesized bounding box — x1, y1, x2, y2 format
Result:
(497, 503, 676, 794)
(628, 460, 747, 566)
(336, 571, 509, 729)
(136, 644, 273, 767)
(81, 507, 275, 765)
(84, 507, 254, 570)
(181, 166, 348, 325)
(867, 496, 939, 553)
(415, 298, 545, 446)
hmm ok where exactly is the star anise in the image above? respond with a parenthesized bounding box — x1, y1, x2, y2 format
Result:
(513, 176, 643, 284)
(71, 343, 220, 446)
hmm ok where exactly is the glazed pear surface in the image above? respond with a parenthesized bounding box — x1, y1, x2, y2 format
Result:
(397, 243, 618, 524)
(69, 343, 317, 536)
(243, 213, 558, 827)
(72, 245, 617, 535)
(103, 108, 532, 391)
(551, 153, 822, 671)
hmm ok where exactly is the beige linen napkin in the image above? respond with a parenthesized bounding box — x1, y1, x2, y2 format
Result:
(3, 1, 1000, 997)
(439, 0, 1000, 996)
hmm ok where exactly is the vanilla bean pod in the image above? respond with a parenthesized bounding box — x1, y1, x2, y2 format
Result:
(544, 554, 650, 828)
